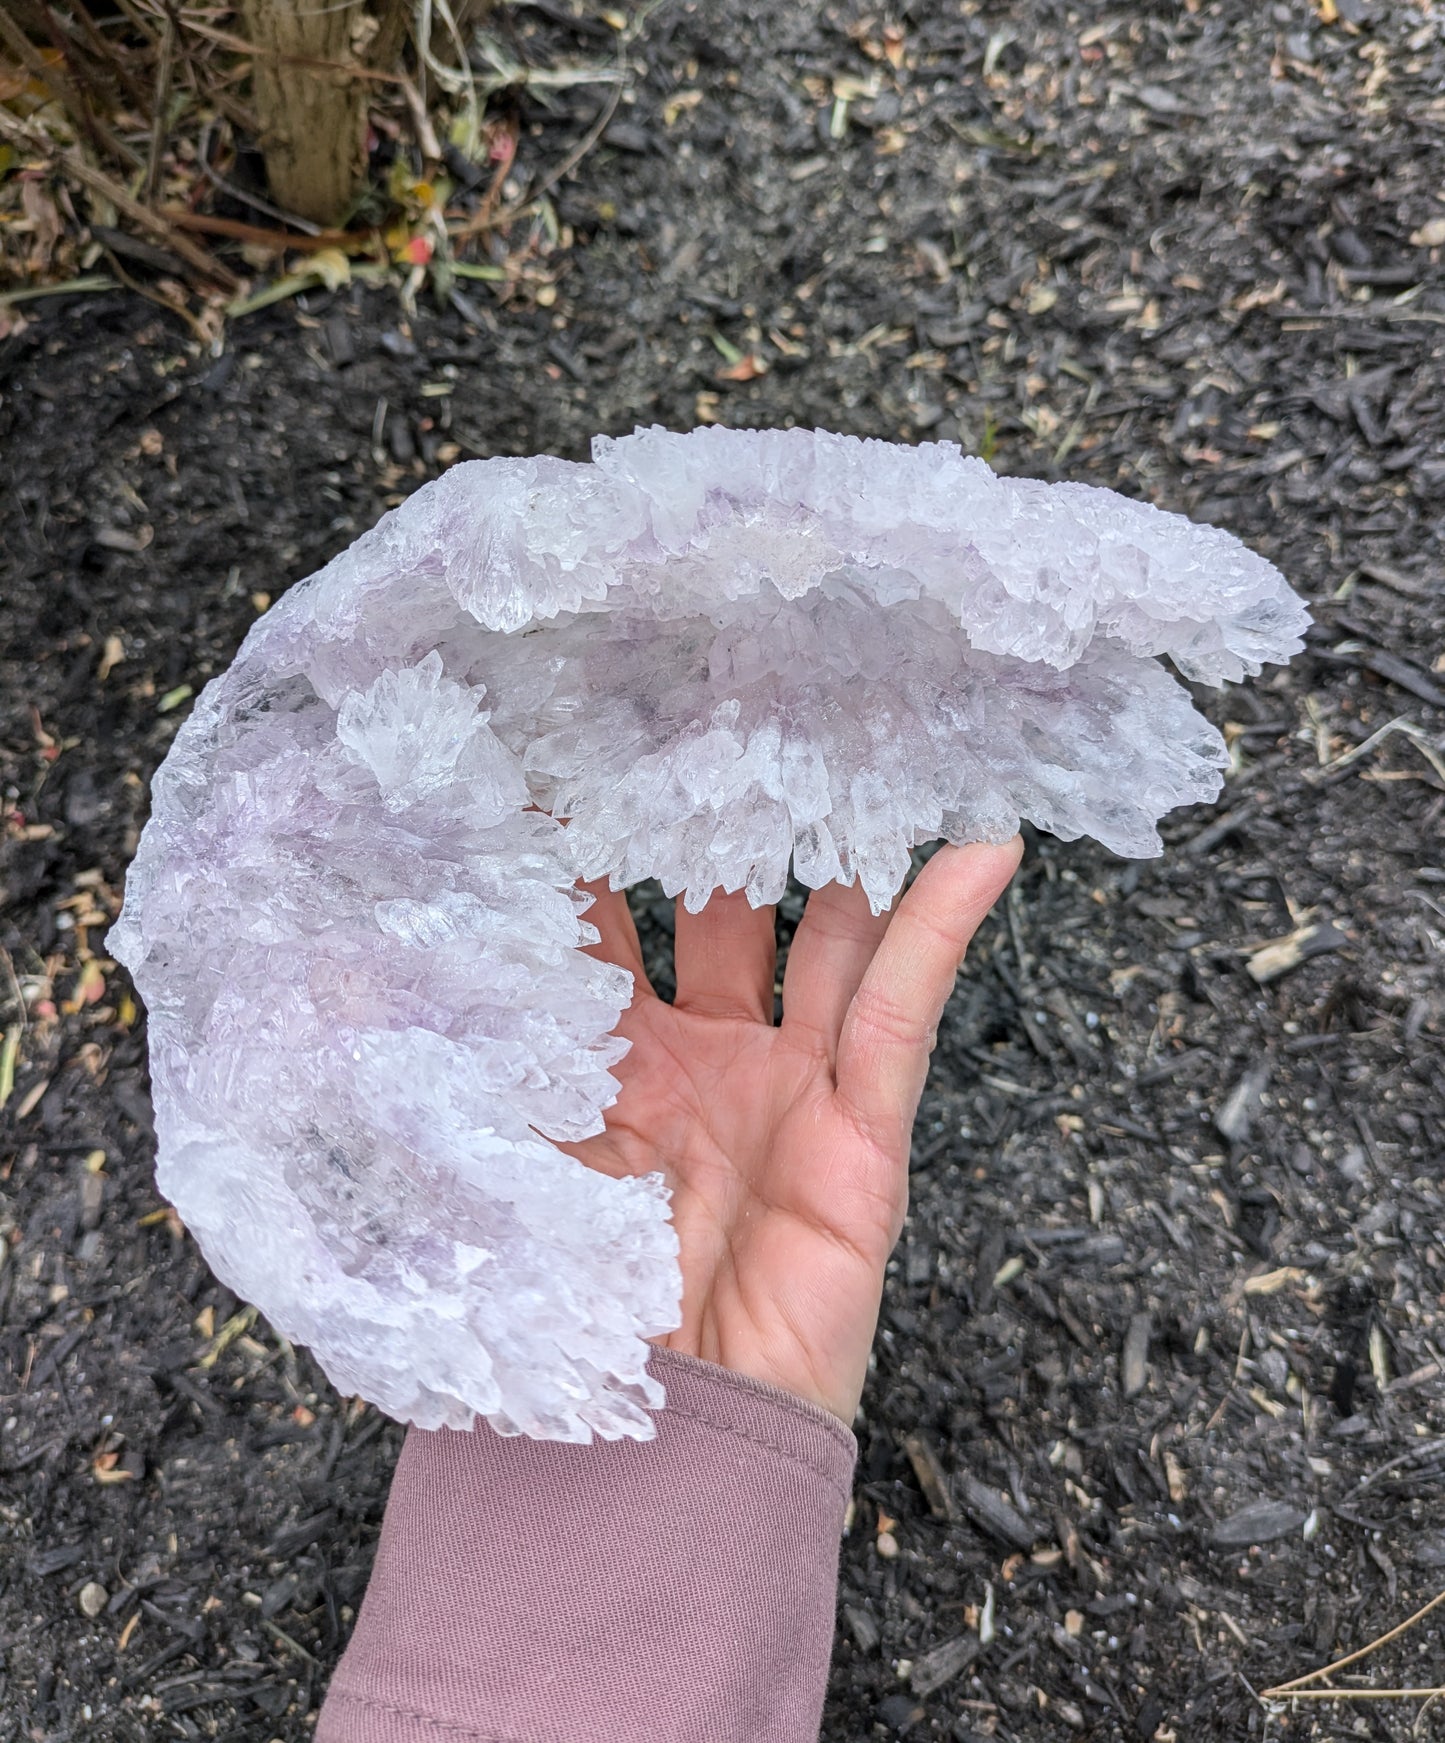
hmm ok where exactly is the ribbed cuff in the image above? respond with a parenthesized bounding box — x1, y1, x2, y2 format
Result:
(317, 1347, 857, 1743)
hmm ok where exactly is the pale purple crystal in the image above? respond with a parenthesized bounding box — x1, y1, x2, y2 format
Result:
(109, 426, 1309, 1439)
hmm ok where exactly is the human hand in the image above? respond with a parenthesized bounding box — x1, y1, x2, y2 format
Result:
(560, 840, 1024, 1427)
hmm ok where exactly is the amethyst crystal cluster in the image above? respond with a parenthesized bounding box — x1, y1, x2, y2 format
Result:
(110, 427, 1308, 1439)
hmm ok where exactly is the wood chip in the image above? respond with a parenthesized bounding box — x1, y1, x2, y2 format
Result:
(1215, 1065, 1269, 1143)
(13, 1076, 50, 1120)
(1359, 561, 1433, 598)
(910, 1634, 979, 1696)
(843, 1604, 879, 1653)
(954, 1468, 1037, 1550)
(1359, 649, 1445, 710)
(1243, 1266, 1306, 1296)
(902, 1432, 956, 1520)
(1246, 920, 1348, 983)
(1210, 1500, 1308, 1547)
(1122, 1312, 1151, 1398)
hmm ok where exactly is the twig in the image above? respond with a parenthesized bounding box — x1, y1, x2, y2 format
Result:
(0, 107, 240, 290)
(109, 0, 162, 53)
(1275, 306, 1445, 325)
(470, 7, 675, 238)
(195, 120, 324, 236)
(485, 72, 623, 230)
(0, 7, 143, 172)
(1418, 1689, 1445, 1734)
(1262, 1586, 1445, 1698)
(161, 207, 362, 254)
(261, 1619, 318, 1663)
(1308, 718, 1445, 786)
(0, 274, 116, 307)
(1351, 1437, 1445, 1497)
(398, 70, 442, 162)
(1266, 1687, 1445, 1702)
(41, 0, 154, 113)
(98, 244, 213, 341)
(144, 3, 176, 202)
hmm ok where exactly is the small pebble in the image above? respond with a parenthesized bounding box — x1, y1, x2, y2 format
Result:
(78, 1581, 107, 1619)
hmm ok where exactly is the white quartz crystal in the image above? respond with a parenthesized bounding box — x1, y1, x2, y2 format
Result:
(109, 426, 1308, 1438)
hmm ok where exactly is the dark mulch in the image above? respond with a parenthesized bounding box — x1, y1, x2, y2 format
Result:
(3, 1, 1444, 1737)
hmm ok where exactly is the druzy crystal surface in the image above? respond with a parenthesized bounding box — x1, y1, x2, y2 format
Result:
(109, 426, 1308, 1439)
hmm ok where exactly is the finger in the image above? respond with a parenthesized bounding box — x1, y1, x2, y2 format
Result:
(780, 877, 895, 1058)
(577, 878, 654, 996)
(673, 888, 778, 1023)
(835, 839, 1023, 1153)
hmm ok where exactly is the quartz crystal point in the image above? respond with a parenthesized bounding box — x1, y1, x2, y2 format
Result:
(109, 426, 1309, 1439)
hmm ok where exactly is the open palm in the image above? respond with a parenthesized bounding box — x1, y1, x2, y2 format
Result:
(559, 840, 1023, 1426)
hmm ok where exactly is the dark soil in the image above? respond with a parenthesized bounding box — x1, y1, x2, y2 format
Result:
(3, 1, 1445, 1738)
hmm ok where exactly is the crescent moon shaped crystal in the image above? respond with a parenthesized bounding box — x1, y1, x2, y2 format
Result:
(109, 426, 1309, 1440)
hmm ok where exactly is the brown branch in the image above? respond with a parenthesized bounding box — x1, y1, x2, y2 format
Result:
(1263, 1587, 1445, 1699)
(144, 5, 177, 201)
(0, 106, 240, 291)
(0, 8, 143, 173)
(37, 0, 155, 113)
(364, 0, 413, 77)
(161, 206, 372, 254)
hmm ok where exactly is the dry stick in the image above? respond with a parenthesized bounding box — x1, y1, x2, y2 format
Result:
(1308, 720, 1445, 787)
(1262, 1586, 1445, 1698)
(144, 5, 176, 202)
(161, 207, 361, 253)
(1267, 1688, 1445, 1702)
(109, 0, 161, 50)
(40, 0, 155, 113)
(98, 243, 212, 342)
(1351, 1436, 1445, 1497)
(486, 68, 624, 231)
(195, 119, 325, 235)
(364, 0, 413, 85)
(0, 8, 142, 172)
(398, 71, 442, 163)
(139, 0, 263, 138)
(0, 108, 240, 290)
(1202, 1322, 1252, 1434)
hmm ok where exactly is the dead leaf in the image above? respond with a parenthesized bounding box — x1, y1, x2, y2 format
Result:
(1409, 217, 1445, 249)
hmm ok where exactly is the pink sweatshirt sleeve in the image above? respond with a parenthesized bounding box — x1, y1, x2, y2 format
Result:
(316, 1346, 857, 1743)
